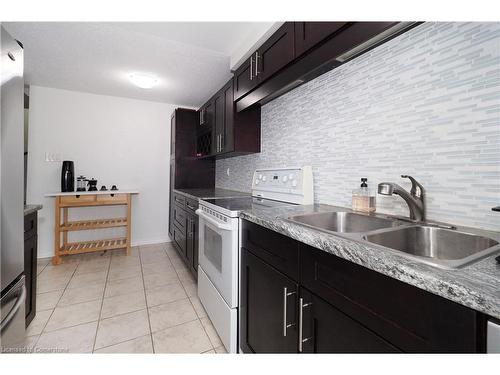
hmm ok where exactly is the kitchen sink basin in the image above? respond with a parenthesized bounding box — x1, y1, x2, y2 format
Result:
(364, 225, 500, 268)
(287, 211, 399, 233)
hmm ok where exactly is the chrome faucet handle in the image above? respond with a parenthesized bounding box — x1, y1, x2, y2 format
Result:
(401, 175, 424, 198)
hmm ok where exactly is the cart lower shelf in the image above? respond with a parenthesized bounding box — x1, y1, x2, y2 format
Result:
(59, 237, 127, 255)
(60, 217, 128, 231)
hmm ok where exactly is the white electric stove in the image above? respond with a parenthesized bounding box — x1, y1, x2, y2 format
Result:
(196, 167, 313, 353)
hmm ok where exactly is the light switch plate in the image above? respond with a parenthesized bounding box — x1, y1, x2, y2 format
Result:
(45, 152, 62, 162)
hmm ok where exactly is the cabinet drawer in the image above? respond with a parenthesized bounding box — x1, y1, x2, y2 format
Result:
(24, 212, 37, 240)
(60, 194, 96, 206)
(185, 197, 199, 213)
(95, 194, 128, 205)
(241, 220, 299, 281)
(300, 244, 482, 352)
(173, 205, 186, 231)
(173, 193, 186, 207)
(173, 226, 186, 256)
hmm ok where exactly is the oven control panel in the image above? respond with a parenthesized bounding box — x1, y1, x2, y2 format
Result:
(251, 166, 313, 205)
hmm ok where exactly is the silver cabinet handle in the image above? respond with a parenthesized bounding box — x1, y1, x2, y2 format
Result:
(283, 287, 296, 336)
(220, 134, 223, 152)
(255, 51, 260, 77)
(250, 55, 253, 81)
(298, 297, 313, 352)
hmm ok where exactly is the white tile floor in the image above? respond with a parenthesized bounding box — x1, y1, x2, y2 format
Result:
(29, 243, 227, 354)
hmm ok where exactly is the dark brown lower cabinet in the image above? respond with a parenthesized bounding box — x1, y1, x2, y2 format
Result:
(299, 288, 399, 353)
(239, 219, 488, 353)
(240, 248, 298, 353)
(24, 211, 38, 327)
(186, 213, 198, 277)
(171, 192, 199, 278)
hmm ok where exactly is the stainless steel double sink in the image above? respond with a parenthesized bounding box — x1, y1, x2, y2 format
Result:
(286, 211, 500, 269)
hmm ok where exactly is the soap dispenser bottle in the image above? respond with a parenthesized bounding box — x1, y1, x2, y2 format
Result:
(352, 178, 376, 213)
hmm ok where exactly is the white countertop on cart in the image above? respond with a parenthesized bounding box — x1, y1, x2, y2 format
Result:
(45, 190, 139, 197)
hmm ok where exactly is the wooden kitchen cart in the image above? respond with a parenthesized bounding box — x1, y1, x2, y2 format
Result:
(45, 191, 138, 265)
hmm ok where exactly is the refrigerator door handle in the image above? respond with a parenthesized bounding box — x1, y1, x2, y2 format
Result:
(0, 284, 26, 335)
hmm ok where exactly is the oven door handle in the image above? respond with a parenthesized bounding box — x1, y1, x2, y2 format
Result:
(195, 209, 233, 231)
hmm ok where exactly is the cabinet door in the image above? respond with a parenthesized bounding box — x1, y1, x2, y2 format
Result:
(173, 225, 187, 259)
(192, 216, 199, 276)
(299, 288, 399, 353)
(214, 91, 224, 154)
(255, 22, 295, 82)
(233, 56, 258, 101)
(222, 80, 234, 153)
(24, 235, 37, 326)
(203, 100, 215, 154)
(186, 216, 194, 269)
(294, 22, 347, 57)
(168, 161, 174, 238)
(240, 248, 298, 353)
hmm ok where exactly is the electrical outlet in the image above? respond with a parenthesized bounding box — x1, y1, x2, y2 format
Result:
(45, 152, 62, 162)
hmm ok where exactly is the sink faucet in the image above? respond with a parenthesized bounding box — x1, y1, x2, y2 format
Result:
(378, 175, 426, 221)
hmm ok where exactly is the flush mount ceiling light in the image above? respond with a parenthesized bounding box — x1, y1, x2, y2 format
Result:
(128, 73, 159, 89)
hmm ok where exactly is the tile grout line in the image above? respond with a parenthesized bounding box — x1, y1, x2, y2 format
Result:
(139, 245, 156, 354)
(32, 255, 82, 349)
(91, 253, 112, 353)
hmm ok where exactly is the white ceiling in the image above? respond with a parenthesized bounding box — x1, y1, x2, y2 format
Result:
(3, 22, 277, 107)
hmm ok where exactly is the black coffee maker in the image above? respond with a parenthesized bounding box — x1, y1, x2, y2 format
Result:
(87, 178, 98, 191)
(61, 161, 74, 192)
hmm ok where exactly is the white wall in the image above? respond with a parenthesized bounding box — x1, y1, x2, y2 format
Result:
(27, 86, 176, 258)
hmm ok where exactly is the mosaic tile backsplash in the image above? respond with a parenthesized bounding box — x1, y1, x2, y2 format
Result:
(216, 22, 500, 231)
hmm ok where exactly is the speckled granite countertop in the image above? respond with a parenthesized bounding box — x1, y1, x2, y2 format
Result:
(24, 204, 43, 215)
(240, 204, 500, 320)
(174, 188, 250, 200)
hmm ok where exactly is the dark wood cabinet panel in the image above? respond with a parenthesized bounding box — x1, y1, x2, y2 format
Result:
(185, 213, 199, 277)
(300, 243, 484, 352)
(240, 248, 298, 353)
(233, 56, 258, 101)
(173, 225, 187, 259)
(241, 220, 299, 281)
(223, 82, 235, 153)
(236, 22, 414, 112)
(168, 107, 215, 264)
(24, 234, 37, 326)
(168, 161, 174, 238)
(197, 79, 261, 159)
(214, 91, 224, 154)
(173, 205, 186, 232)
(294, 22, 348, 57)
(24, 212, 38, 327)
(170, 108, 215, 188)
(300, 288, 400, 353)
(256, 22, 295, 82)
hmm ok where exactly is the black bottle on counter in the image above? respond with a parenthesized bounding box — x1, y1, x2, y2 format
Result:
(61, 160, 75, 192)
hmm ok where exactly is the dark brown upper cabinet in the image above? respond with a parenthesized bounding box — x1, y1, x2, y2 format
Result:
(234, 56, 259, 101)
(254, 22, 295, 83)
(294, 22, 348, 57)
(234, 22, 295, 101)
(236, 22, 419, 112)
(197, 79, 260, 159)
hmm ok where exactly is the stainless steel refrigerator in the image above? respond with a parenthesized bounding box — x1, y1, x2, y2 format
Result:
(1, 25, 26, 352)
